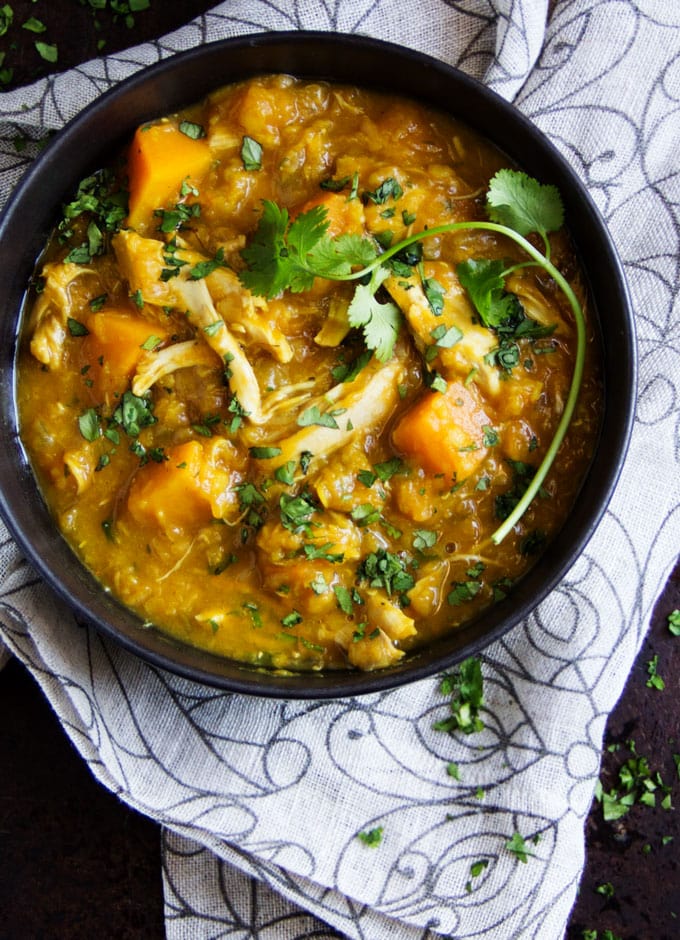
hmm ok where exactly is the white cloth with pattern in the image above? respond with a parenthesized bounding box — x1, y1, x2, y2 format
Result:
(1, 1, 678, 937)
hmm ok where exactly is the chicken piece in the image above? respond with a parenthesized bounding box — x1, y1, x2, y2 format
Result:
(62, 444, 96, 494)
(132, 340, 222, 396)
(29, 262, 96, 367)
(384, 262, 501, 396)
(112, 230, 263, 422)
(505, 273, 569, 335)
(206, 266, 293, 363)
(342, 628, 405, 670)
(364, 592, 417, 642)
(408, 560, 450, 618)
(266, 357, 407, 479)
(314, 294, 352, 347)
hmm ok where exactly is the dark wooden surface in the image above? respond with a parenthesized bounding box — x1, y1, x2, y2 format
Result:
(1, 4, 679, 938)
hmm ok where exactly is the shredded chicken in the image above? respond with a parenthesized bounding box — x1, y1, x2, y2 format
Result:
(340, 627, 405, 670)
(263, 357, 407, 478)
(384, 263, 501, 397)
(364, 592, 417, 641)
(29, 262, 96, 367)
(132, 340, 222, 396)
(112, 230, 265, 422)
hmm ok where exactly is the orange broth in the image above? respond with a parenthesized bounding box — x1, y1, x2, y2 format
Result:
(17, 74, 601, 672)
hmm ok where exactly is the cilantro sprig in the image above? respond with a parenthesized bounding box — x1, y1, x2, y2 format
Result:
(239, 170, 586, 544)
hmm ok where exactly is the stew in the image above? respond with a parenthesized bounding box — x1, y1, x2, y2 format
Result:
(18, 74, 602, 672)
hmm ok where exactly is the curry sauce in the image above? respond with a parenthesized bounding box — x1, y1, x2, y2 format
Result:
(18, 75, 601, 672)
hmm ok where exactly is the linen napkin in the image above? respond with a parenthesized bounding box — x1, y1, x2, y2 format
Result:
(1, 1, 679, 937)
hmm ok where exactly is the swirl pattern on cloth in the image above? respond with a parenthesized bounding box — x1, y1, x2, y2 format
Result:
(0, 1, 679, 938)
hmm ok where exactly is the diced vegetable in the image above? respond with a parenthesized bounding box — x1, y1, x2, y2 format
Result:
(392, 381, 491, 480)
(126, 121, 211, 232)
(81, 310, 168, 403)
(127, 439, 239, 533)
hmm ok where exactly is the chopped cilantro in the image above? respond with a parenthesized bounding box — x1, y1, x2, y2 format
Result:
(412, 529, 437, 552)
(178, 120, 206, 140)
(357, 826, 384, 847)
(67, 317, 89, 337)
(78, 408, 100, 442)
(434, 657, 484, 734)
(357, 549, 414, 596)
(22, 17, 46, 34)
(505, 832, 534, 863)
(373, 456, 405, 481)
(279, 491, 317, 533)
(274, 460, 296, 485)
(240, 135, 263, 171)
(281, 610, 302, 628)
(333, 585, 354, 614)
(350, 503, 381, 527)
(190, 247, 225, 280)
(362, 177, 403, 205)
(596, 882, 615, 899)
(234, 481, 266, 532)
(35, 41, 58, 64)
(297, 404, 339, 429)
(447, 580, 482, 606)
(301, 542, 343, 563)
(111, 392, 156, 437)
(249, 446, 283, 460)
(140, 334, 163, 351)
(646, 653, 665, 691)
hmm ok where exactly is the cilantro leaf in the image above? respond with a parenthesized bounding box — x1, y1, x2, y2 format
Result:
(240, 201, 299, 298)
(486, 169, 564, 238)
(240, 135, 263, 171)
(78, 408, 101, 442)
(347, 266, 402, 362)
(357, 826, 384, 847)
(456, 258, 523, 330)
(307, 232, 377, 278)
(297, 405, 339, 429)
(505, 832, 534, 863)
(286, 205, 330, 274)
(357, 549, 414, 596)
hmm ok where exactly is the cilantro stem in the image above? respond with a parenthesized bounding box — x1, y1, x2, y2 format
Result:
(348, 220, 586, 545)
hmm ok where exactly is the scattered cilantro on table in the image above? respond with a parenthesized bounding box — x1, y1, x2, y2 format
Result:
(504, 831, 535, 863)
(434, 656, 485, 735)
(668, 608, 680, 636)
(357, 826, 383, 847)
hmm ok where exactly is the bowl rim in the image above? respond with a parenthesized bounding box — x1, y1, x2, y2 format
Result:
(0, 31, 637, 698)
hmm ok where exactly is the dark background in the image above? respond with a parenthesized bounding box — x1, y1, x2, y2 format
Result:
(1, 3, 679, 938)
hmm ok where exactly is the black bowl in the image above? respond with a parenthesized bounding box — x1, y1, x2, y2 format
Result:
(0, 32, 636, 698)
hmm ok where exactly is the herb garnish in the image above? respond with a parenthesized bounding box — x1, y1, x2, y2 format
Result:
(240, 135, 263, 171)
(357, 549, 414, 597)
(357, 826, 384, 847)
(505, 832, 535, 863)
(239, 169, 585, 542)
(434, 657, 485, 734)
(668, 609, 680, 636)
